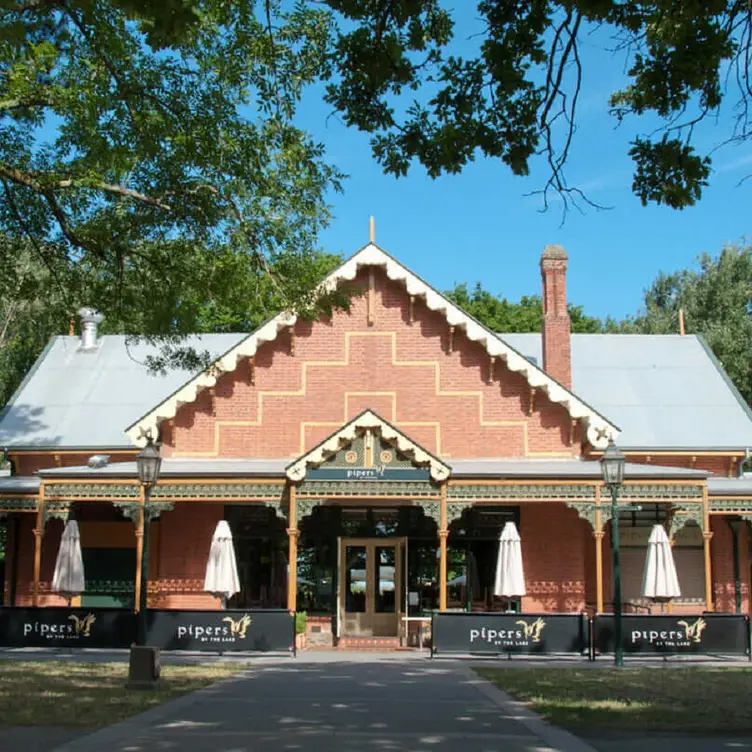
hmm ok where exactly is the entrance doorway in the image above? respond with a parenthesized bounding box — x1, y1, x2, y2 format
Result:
(337, 537, 406, 637)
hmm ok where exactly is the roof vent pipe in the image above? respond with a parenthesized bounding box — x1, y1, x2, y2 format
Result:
(77, 307, 103, 350)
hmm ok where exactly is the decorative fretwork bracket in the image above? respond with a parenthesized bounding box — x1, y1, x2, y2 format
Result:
(565, 501, 598, 529)
(446, 501, 474, 526)
(113, 500, 175, 523)
(262, 498, 288, 521)
(296, 498, 323, 526)
(667, 503, 705, 539)
(43, 501, 71, 524)
(421, 501, 441, 527)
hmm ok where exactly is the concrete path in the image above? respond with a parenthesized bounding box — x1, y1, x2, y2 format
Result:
(52, 653, 595, 752)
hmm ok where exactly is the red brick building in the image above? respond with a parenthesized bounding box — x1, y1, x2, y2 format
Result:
(2, 241, 752, 646)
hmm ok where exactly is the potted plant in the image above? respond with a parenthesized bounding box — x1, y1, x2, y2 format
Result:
(295, 611, 307, 650)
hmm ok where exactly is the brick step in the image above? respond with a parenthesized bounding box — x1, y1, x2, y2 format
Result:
(336, 636, 402, 649)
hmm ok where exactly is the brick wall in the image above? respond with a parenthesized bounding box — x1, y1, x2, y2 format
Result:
(153, 503, 223, 610)
(167, 268, 578, 460)
(520, 503, 587, 611)
(711, 515, 750, 613)
(540, 247, 571, 389)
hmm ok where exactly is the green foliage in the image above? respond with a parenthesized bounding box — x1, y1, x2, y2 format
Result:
(324, 1, 752, 209)
(446, 282, 604, 334)
(0, 0, 343, 379)
(295, 610, 307, 634)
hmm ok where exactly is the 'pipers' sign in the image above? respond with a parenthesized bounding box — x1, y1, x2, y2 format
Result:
(593, 614, 749, 655)
(431, 612, 588, 655)
(0, 608, 135, 648)
(146, 609, 294, 652)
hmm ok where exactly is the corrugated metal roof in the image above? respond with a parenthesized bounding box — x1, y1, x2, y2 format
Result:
(0, 476, 41, 493)
(0, 334, 245, 449)
(448, 459, 707, 479)
(503, 333, 752, 450)
(707, 475, 752, 495)
(39, 458, 288, 478)
(1, 331, 751, 451)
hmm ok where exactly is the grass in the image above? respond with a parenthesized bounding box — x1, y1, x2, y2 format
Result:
(475, 666, 752, 735)
(0, 660, 248, 729)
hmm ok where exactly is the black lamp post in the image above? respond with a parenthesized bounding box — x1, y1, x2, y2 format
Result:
(600, 439, 626, 667)
(136, 436, 161, 646)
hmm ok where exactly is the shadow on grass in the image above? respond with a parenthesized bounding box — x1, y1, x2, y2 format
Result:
(0, 660, 247, 729)
(475, 666, 752, 734)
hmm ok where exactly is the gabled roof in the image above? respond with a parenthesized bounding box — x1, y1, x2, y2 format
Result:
(0, 333, 245, 449)
(503, 333, 752, 450)
(125, 243, 619, 449)
(285, 409, 451, 482)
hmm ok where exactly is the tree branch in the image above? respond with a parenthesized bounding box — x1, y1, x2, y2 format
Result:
(0, 162, 172, 210)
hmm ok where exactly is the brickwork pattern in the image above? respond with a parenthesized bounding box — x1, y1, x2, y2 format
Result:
(166, 269, 577, 460)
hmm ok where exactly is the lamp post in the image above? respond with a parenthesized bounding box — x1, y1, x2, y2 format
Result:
(600, 439, 626, 667)
(136, 436, 162, 646)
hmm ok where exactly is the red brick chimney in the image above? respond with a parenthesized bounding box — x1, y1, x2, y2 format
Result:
(540, 244, 571, 388)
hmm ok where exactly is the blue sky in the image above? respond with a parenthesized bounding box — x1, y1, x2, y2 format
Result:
(297, 14, 752, 322)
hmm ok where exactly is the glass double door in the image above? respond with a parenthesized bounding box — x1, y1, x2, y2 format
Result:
(338, 537, 406, 637)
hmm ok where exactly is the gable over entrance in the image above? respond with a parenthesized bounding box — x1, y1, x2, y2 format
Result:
(286, 409, 450, 483)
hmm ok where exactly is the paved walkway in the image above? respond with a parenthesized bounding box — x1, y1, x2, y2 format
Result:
(52, 653, 594, 752)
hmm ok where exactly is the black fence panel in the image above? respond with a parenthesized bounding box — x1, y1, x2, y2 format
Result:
(0, 607, 135, 648)
(431, 612, 589, 655)
(593, 614, 750, 655)
(146, 609, 294, 653)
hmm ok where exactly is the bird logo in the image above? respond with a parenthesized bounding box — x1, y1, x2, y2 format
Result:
(516, 617, 546, 643)
(68, 613, 96, 637)
(678, 618, 707, 643)
(223, 614, 252, 639)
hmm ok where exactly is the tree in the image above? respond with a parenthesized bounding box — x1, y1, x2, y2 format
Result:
(621, 243, 752, 404)
(446, 282, 604, 333)
(0, 0, 344, 366)
(0, 232, 343, 402)
(324, 1, 752, 210)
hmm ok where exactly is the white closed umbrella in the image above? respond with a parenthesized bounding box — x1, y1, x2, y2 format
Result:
(642, 524, 681, 599)
(494, 521, 526, 598)
(204, 520, 240, 608)
(52, 520, 85, 604)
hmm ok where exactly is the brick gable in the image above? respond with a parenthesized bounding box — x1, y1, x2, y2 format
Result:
(165, 268, 578, 459)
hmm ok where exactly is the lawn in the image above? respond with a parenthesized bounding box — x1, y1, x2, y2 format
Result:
(475, 666, 752, 735)
(0, 660, 248, 729)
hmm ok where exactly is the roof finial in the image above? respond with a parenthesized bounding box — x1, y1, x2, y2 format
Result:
(369, 215, 375, 243)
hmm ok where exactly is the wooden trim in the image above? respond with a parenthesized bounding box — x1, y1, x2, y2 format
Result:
(32, 482, 45, 607)
(588, 450, 747, 457)
(594, 486, 604, 614)
(703, 485, 713, 612)
(134, 485, 145, 613)
(287, 485, 298, 612)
